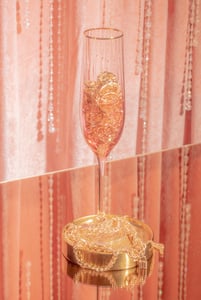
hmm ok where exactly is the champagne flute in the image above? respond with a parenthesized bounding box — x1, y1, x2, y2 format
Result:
(80, 28, 125, 213)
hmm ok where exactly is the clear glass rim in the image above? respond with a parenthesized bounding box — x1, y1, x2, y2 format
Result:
(84, 27, 123, 40)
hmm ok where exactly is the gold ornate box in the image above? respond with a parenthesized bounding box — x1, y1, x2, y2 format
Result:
(62, 214, 163, 272)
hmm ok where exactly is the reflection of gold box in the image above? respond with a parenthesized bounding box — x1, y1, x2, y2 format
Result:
(62, 254, 154, 288)
(62, 214, 162, 272)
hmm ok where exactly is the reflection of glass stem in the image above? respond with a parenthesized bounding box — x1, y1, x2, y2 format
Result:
(98, 157, 106, 213)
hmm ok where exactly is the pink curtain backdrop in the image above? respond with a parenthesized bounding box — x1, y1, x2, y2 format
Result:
(0, 1, 201, 299)
(0, 0, 201, 181)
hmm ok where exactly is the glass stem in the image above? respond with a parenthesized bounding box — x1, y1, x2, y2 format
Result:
(97, 157, 106, 213)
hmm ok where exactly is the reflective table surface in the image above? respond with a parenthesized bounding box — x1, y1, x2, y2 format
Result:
(0, 143, 201, 299)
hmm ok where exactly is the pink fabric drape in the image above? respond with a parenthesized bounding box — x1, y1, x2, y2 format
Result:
(0, 0, 201, 181)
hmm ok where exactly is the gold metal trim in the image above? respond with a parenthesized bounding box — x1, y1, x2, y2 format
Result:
(84, 28, 123, 40)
